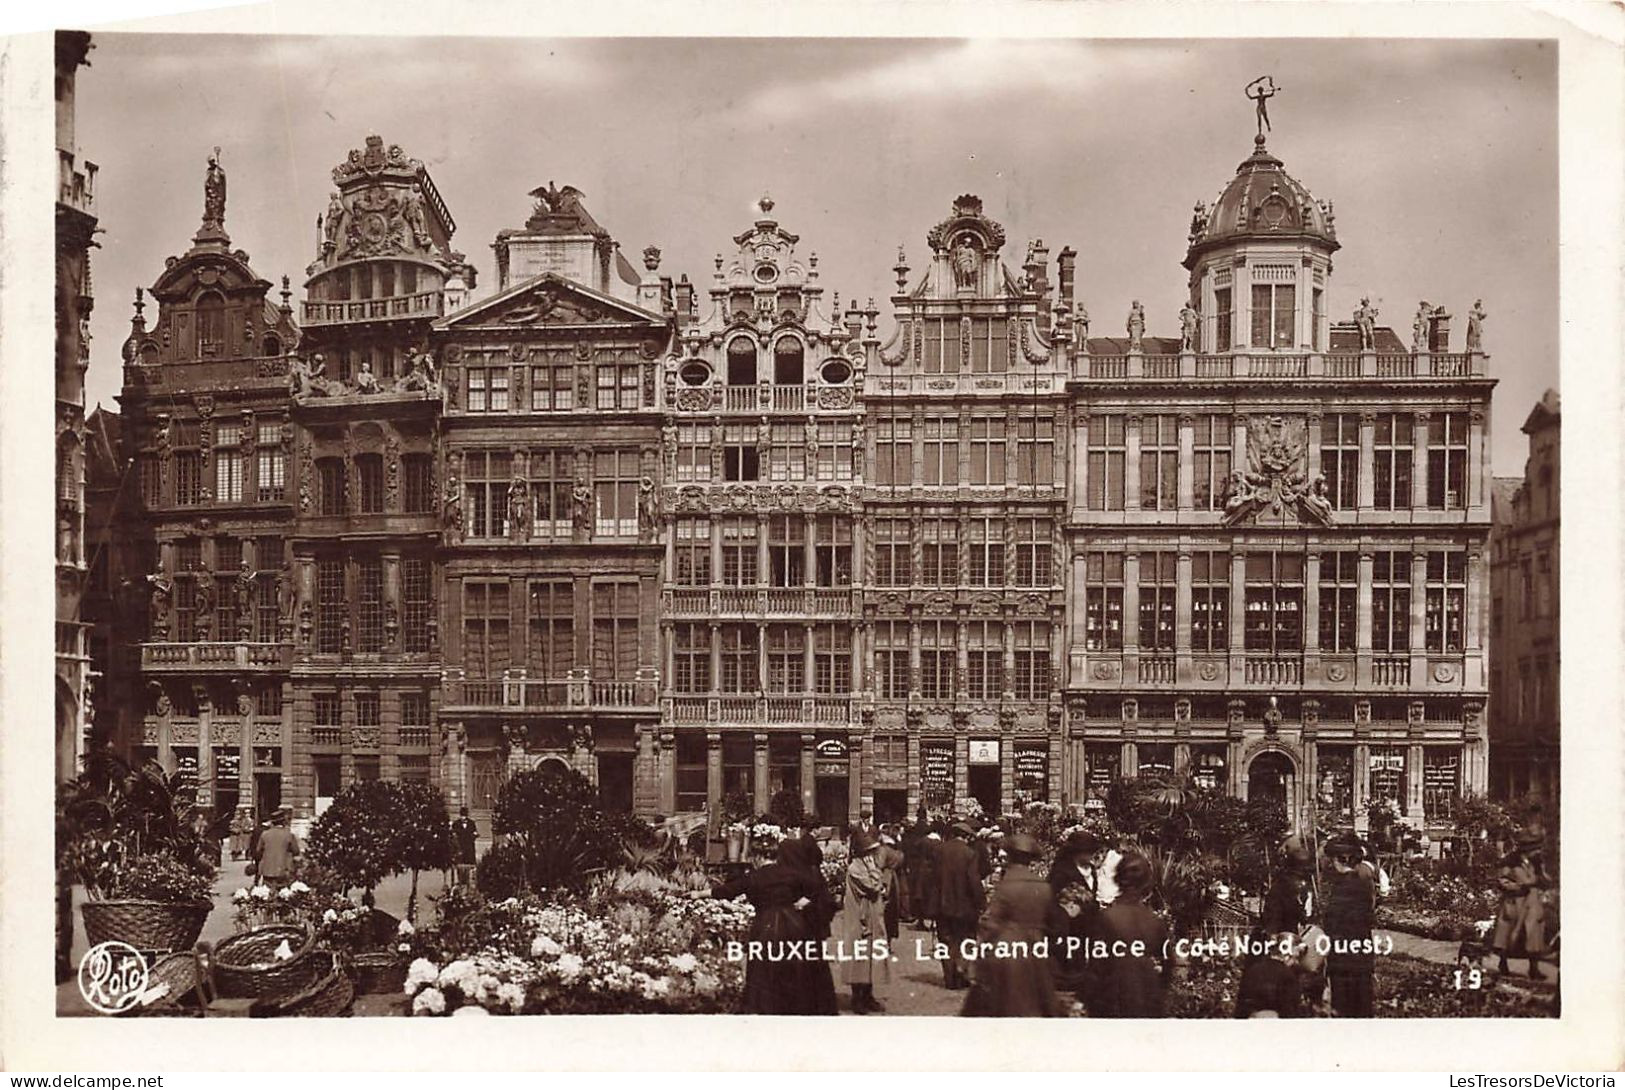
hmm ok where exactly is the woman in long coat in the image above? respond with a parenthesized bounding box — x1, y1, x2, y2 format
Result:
(1492, 840, 1547, 979)
(1048, 831, 1102, 995)
(711, 838, 832, 1014)
(1085, 852, 1170, 1018)
(781, 836, 839, 1014)
(833, 831, 892, 1013)
(963, 833, 1065, 1017)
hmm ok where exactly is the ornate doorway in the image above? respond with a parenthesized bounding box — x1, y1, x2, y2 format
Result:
(1245, 749, 1298, 829)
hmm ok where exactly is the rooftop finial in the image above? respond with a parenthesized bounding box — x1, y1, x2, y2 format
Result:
(132, 286, 145, 321)
(758, 193, 775, 215)
(1245, 75, 1280, 144)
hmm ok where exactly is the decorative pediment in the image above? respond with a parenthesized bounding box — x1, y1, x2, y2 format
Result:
(437, 273, 664, 331)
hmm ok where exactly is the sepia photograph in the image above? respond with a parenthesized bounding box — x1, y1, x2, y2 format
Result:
(11, 4, 1622, 1072)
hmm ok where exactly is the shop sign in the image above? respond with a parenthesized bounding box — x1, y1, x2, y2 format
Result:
(815, 738, 848, 760)
(968, 739, 1000, 765)
(1369, 753, 1404, 771)
(920, 741, 954, 802)
(1014, 749, 1048, 779)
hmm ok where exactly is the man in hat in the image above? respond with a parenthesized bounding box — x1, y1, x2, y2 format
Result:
(935, 821, 986, 990)
(834, 829, 892, 1013)
(1492, 831, 1549, 979)
(964, 832, 1065, 1016)
(450, 806, 480, 887)
(253, 807, 301, 890)
(1049, 830, 1104, 994)
(1322, 837, 1376, 1016)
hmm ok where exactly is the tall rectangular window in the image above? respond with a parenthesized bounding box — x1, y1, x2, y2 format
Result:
(922, 418, 959, 486)
(719, 624, 758, 693)
(402, 557, 431, 653)
(1014, 416, 1054, 486)
(922, 519, 958, 587)
(1139, 414, 1179, 511)
(1424, 550, 1466, 653)
(1250, 283, 1296, 348)
(966, 621, 1002, 699)
(767, 515, 807, 588)
(1427, 412, 1469, 510)
(140, 454, 162, 509)
(214, 423, 243, 503)
(874, 621, 909, 699)
(594, 449, 639, 538)
(313, 694, 341, 746)
(765, 624, 805, 693)
(675, 424, 710, 483)
(1193, 414, 1232, 511)
(316, 558, 345, 653)
(1244, 551, 1304, 653)
(723, 425, 759, 482)
(355, 690, 380, 730)
(1086, 415, 1126, 510)
(175, 450, 202, 507)
(673, 517, 711, 586)
(254, 535, 282, 641)
(528, 580, 575, 678)
(529, 449, 573, 540)
(767, 423, 807, 482)
(462, 581, 511, 678)
(170, 539, 199, 640)
(1013, 519, 1052, 587)
(1373, 413, 1414, 511)
(873, 518, 910, 587)
(317, 458, 346, 516)
(812, 624, 851, 695)
(1191, 550, 1230, 652)
(919, 620, 954, 699)
(874, 418, 912, 487)
(1083, 552, 1124, 652)
(966, 518, 1004, 587)
(591, 580, 639, 680)
(530, 353, 575, 412)
(1013, 621, 1051, 699)
(596, 357, 641, 410)
(1423, 750, 1460, 819)
(1312, 287, 1324, 351)
(402, 454, 433, 513)
(921, 318, 955, 374)
(487, 368, 510, 412)
(815, 421, 854, 482)
(1137, 552, 1176, 651)
(356, 556, 384, 652)
(672, 623, 710, 693)
(1368, 746, 1407, 816)
(814, 516, 852, 587)
(1371, 551, 1412, 654)
(1318, 551, 1357, 652)
(356, 454, 384, 514)
(464, 451, 511, 539)
(968, 418, 1006, 486)
(1321, 413, 1359, 509)
(467, 368, 487, 413)
(719, 517, 758, 586)
(213, 537, 240, 638)
(1214, 287, 1233, 352)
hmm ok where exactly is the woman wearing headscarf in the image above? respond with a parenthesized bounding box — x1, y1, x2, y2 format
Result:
(1085, 852, 1170, 1017)
(780, 836, 839, 1014)
(833, 830, 892, 1013)
(962, 833, 1065, 1017)
(1492, 833, 1548, 979)
(710, 837, 832, 1014)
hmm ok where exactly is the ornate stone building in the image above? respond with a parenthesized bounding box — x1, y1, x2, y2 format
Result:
(56, 30, 99, 784)
(861, 197, 1070, 822)
(1488, 390, 1558, 812)
(656, 198, 868, 824)
(1060, 129, 1495, 834)
(116, 151, 300, 825)
(434, 185, 671, 826)
(286, 135, 470, 819)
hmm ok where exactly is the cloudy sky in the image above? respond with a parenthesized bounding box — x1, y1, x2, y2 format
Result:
(73, 35, 1555, 474)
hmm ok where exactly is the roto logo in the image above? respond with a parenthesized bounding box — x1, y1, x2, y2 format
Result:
(77, 941, 149, 1015)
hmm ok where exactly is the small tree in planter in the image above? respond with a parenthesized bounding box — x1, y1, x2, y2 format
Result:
(766, 788, 805, 832)
(492, 765, 653, 893)
(394, 781, 454, 922)
(307, 780, 402, 902)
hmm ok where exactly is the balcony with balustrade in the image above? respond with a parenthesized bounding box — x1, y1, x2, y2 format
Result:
(663, 585, 859, 619)
(1075, 650, 1467, 691)
(140, 641, 292, 672)
(1069, 349, 1487, 384)
(666, 693, 853, 729)
(671, 381, 858, 415)
(300, 291, 443, 327)
(441, 671, 659, 714)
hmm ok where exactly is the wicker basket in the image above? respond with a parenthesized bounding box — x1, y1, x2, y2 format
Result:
(81, 900, 212, 955)
(347, 950, 409, 996)
(255, 952, 354, 1017)
(211, 924, 322, 1001)
(128, 952, 207, 1017)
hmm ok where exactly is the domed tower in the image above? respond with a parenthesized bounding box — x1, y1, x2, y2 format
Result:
(1183, 131, 1339, 355)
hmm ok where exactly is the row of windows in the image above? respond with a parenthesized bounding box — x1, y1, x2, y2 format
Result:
(186, 291, 286, 360)
(671, 516, 853, 587)
(1209, 284, 1326, 352)
(461, 579, 639, 680)
(315, 454, 435, 516)
(873, 417, 1055, 487)
(873, 620, 1052, 700)
(464, 351, 646, 413)
(141, 424, 287, 508)
(672, 422, 856, 484)
(313, 554, 434, 653)
(160, 534, 283, 642)
(1079, 549, 1467, 654)
(870, 517, 1055, 587)
(672, 622, 853, 695)
(459, 449, 642, 539)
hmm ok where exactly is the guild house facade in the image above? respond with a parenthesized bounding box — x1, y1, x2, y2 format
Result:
(95, 111, 1497, 837)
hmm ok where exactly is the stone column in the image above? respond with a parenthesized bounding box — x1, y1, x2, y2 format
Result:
(1411, 411, 1430, 510)
(803, 622, 816, 694)
(1409, 551, 1429, 679)
(382, 550, 402, 651)
(1232, 418, 1248, 487)
(1175, 550, 1194, 680)
(1469, 409, 1487, 510)
(195, 687, 213, 813)
(1303, 551, 1322, 655)
(1356, 551, 1374, 683)
(705, 730, 723, 815)
(1306, 413, 1323, 479)
(1001, 618, 1016, 700)
(657, 730, 677, 815)
(1228, 551, 1247, 684)
(1177, 413, 1195, 510)
(1071, 414, 1089, 523)
(753, 732, 770, 813)
(1357, 411, 1376, 511)
(1124, 414, 1142, 512)
(1407, 742, 1426, 824)
(953, 733, 968, 806)
(1069, 550, 1088, 685)
(803, 512, 817, 590)
(1120, 740, 1138, 778)
(1122, 552, 1141, 653)
(999, 732, 1014, 811)
(709, 621, 722, 696)
(906, 732, 921, 814)
(799, 732, 816, 816)
(848, 733, 864, 822)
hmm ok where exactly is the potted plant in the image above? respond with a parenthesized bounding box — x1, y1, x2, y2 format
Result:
(58, 750, 219, 953)
(721, 791, 754, 862)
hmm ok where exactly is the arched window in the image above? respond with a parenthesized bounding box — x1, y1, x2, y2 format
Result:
(726, 338, 756, 386)
(262, 333, 282, 358)
(773, 337, 804, 385)
(195, 291, 225, 358)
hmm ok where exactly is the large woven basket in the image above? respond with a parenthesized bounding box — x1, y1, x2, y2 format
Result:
(347, 950, 408, 996)
(81, 900, 212, 955)
(255, 952, 354, 1018)
(129, 951, 207, 1017)
(211, 924, 322, 1001)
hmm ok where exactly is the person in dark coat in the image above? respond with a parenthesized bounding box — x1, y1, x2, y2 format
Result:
(914, 828, 943, 929)
(780, 836, 839, 1014)
(450, 806, 479, 886)
(1492, 837, 1548, 979)
(1048, 830, 1103, 995)
(934, 822, 986, 990)
(877, 829, 904, 942)
(1322, 838, 1376, 1017)
(1086, 852, 1169, 1017)
(1261, 864, 1312, 936)
(711, 838, 831, 1015)
(962, 834, 1065, 1017)
(899, 813, 928, 922)
(1234, 930, 1305, 1018)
